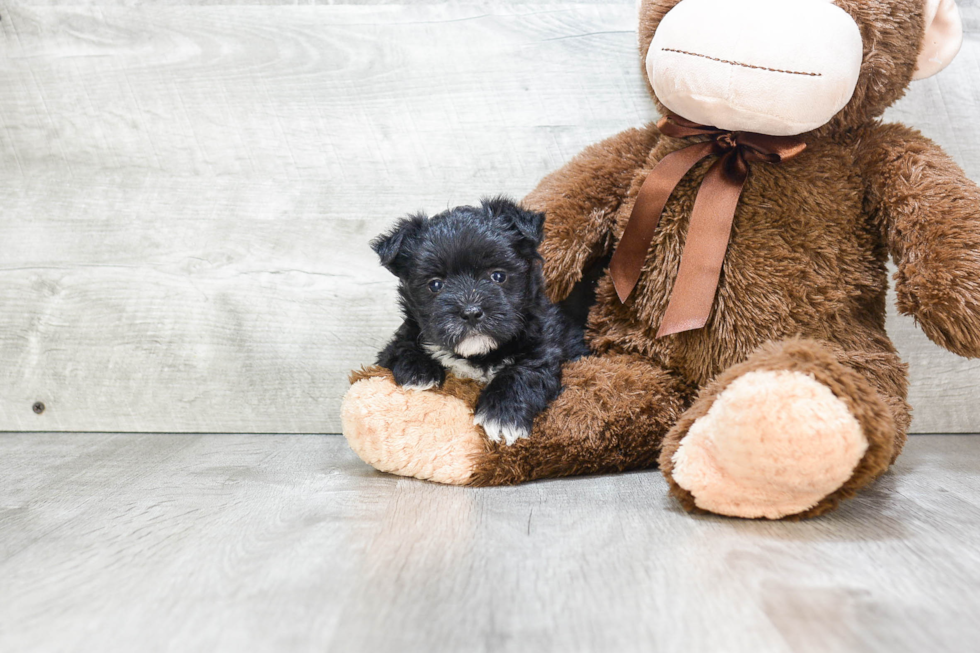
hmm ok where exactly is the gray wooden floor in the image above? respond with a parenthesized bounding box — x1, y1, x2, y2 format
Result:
(2, 433, 979, 653)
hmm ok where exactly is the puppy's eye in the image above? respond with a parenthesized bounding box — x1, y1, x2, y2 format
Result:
(490, 271, 507, 284)
(427, 278, 444, 293)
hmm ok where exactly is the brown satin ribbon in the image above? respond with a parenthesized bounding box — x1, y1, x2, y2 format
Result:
(608, 115, 806, 338)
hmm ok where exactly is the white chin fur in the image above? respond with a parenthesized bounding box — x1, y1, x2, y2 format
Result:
(473, 413, 529, 446)
(455, 334, 497, 358)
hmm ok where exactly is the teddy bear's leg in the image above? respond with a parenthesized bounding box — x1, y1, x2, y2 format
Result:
(659, 338, 910, 520)
(341, 368, 487, 485)
(471, 352, 691, 485)
(342, 355, 691, 486)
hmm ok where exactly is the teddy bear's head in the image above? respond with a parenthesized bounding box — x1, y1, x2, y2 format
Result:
(638, 0, 963, 135)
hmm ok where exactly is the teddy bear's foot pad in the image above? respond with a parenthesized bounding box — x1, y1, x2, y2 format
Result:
(670, 370, 868, 519)
(341, 377, 484, 485)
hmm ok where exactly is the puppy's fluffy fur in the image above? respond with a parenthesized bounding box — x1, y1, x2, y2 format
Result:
(372, 197, 590, 444)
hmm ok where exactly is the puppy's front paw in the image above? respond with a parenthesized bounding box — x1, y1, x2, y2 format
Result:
(391, 357, 445, 391)
(473, 392, 533, 445)
(474, 378, 546, 445)
(473, 410, 531, 445)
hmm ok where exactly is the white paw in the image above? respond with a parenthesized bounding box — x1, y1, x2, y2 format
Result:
(473, 413, 529, 445)
(401, 381, 437, 392)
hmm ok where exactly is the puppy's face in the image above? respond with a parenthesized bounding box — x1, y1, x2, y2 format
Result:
(372, 198, 545, 357)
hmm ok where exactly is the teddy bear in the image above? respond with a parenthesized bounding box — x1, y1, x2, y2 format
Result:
(341, 0, 979, 520)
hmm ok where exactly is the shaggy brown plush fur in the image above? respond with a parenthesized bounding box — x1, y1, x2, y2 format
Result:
(469, 353, 693, 486)
(351, 360, 693, 487)
(345, 0, 980, 518)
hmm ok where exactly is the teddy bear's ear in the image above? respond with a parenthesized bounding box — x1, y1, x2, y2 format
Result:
(913, 0, 963, 80)
(370, 213, 427, 277)
(482, 197, 545, 247)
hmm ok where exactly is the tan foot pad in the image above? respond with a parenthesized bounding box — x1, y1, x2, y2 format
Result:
(671, 370, 868, 519)
(341, 377, 483, 485)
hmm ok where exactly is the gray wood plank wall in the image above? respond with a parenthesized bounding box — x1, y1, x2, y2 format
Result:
(1, 1, 978, 434)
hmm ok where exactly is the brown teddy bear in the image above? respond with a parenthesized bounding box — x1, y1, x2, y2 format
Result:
(341, 0, 978, 519)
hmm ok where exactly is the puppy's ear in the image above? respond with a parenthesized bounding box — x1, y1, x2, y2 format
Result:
(370, 213, 427, 277)
(482, 196, 545, 247)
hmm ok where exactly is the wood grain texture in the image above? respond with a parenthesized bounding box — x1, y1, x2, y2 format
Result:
(2, 432, 980, 652)
(0, 2, 978, 433)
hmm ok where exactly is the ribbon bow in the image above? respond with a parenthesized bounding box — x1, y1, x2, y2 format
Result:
(608, 115, 807, 337)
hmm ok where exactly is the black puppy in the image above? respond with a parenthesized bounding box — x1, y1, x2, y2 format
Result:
(371, 197, 590, 445)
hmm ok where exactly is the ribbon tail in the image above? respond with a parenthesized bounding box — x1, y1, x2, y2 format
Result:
(657, 153, 748, 338)
(609, 141, 715, 303)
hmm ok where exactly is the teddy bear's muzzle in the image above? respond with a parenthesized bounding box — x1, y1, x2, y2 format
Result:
(646, 0, 863, 136)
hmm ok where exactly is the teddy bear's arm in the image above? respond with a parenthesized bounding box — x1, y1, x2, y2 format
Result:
(523, 124, 662, 302)
(858, 122, 980, 358)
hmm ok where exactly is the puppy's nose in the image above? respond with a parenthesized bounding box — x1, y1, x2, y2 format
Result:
(461, 305, 484, 324)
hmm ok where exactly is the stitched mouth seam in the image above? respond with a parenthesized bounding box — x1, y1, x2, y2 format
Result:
(661, 48, 822, 77)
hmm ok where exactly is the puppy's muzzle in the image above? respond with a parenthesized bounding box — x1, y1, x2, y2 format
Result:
(461, 304, 485, 325)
